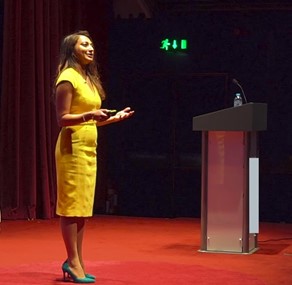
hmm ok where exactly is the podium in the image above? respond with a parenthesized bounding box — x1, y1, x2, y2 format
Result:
(192, 103, 267, 254)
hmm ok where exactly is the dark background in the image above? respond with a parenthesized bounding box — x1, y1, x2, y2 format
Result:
(105, 3, 292, 223)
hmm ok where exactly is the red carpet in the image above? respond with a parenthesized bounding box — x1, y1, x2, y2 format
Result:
(0, 216, 291, 285)
(0, 260, 266, 285)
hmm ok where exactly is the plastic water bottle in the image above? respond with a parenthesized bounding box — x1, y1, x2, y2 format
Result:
(234, 93, 243, 107)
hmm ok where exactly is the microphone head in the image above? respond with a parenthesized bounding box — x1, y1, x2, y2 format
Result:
(232, 78, 239, 84)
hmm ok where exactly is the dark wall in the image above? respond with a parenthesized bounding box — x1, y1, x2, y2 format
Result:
(106, 10, 292, 222)
(0, 0, 3, 100)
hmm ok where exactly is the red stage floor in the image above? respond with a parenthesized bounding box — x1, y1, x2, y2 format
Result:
(0, 216, 291, 284)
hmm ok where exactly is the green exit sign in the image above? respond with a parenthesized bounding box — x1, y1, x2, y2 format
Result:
(160, 38, 188, 52)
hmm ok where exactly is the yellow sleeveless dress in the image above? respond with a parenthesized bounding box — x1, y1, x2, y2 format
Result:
(55, 68, 101, 217)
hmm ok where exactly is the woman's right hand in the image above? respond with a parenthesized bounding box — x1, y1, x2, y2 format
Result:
(91, 109, 109, 122)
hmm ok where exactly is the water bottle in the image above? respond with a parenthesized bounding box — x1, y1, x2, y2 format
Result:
(233, 92, 243, 107)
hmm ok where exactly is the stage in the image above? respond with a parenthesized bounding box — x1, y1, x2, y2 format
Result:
(0, 216, 291, 284)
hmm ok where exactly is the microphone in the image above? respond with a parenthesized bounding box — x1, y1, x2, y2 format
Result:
(232, 78, 248, 104)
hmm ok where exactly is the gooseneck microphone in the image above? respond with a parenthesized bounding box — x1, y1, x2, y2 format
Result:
(232, 78, 248, 104)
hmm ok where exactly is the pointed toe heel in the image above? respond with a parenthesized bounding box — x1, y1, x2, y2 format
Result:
(62, 262, 95, 283)
(85, 273, 96, 280)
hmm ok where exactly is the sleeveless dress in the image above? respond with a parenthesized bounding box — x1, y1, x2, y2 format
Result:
(55, 68, 101, 217)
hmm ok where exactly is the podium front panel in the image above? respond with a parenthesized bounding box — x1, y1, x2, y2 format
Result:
(206, 131, 246, 252)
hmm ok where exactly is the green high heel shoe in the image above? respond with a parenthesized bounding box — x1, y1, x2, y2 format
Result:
(63, 260, 96, 280)
(85, 273, 96, 280)
(62, 262, 95, 283)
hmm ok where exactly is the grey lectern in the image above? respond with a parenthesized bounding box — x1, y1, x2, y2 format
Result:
(193, 103, 267, 254)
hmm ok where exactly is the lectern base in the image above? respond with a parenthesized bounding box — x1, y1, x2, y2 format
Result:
(198, 247, 259, 255)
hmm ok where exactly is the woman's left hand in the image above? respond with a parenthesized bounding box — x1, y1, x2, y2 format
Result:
(115, 107, 134, 121)
(96, 107, 134, 126)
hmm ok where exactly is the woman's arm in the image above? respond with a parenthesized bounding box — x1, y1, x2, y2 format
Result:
(55, 81, 108, 127)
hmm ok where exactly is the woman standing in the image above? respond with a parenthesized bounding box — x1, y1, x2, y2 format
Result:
(54, 30, 133, 283)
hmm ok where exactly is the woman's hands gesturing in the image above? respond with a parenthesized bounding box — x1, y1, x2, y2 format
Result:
(114, 107, 134, 121)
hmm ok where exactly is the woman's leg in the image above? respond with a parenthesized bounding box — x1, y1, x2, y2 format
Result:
(60, 216, 85, 278)
(77, 218, 85, 270)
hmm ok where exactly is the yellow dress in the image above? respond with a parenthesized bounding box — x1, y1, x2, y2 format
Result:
(55, 68, 101, 217)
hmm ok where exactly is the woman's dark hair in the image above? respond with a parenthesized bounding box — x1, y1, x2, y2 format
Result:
(54, 30, 106, 100)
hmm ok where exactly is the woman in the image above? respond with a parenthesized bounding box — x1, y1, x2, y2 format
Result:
(54, 30, 133, 283)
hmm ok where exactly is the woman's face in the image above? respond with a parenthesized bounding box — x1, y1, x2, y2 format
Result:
(74, 35, 94, 66)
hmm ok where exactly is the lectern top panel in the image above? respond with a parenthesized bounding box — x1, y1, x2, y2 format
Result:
(192, 103, 267, 131)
